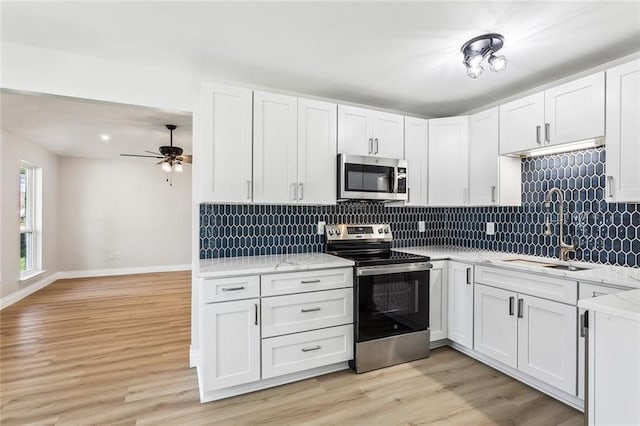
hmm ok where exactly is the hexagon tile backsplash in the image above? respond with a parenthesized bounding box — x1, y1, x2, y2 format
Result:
(200, 148, 639, 268)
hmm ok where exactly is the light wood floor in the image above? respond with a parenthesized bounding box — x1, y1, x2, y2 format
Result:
(1, 271, 583, 425)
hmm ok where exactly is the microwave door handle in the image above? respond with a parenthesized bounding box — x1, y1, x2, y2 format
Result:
(392, 168, 399, 194)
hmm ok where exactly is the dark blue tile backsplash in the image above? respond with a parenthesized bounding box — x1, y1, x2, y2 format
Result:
(200, 147, 639, 268)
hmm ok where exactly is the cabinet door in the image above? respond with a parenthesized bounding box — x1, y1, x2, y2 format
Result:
(373, 111, 404, 158)
(429, 261, 447, 341)
(469, 108, 499, 206)
(404, 117, 429, 206)
(199, 83, 253, 203)
(474, 284, 518, 368)
(447, 262, 474, 348)
(517, 294, 577, 395)
(428, 116, 469, 206)
(298, 98, 337, 204)
(200, 299, 260, 391)
(337, 105, 374, 156)
(605, 59, 640, 203)
(253, 91, 298, 203)
(499, 92, 545, 154)
(545, 72, 605, 146)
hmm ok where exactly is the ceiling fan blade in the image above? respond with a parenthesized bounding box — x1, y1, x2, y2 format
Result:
(120, 154, 164, 159)
(179, 154, 192, 164)
(145, 150, 163, 156)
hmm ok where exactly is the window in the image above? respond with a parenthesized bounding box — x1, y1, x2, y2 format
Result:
(20, 162, 41, 279)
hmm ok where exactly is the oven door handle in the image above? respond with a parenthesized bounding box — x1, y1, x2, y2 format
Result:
(356, 262, 432, 276)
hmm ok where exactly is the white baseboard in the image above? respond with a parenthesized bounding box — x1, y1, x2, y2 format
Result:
(190, 346, 199, 368)
(58, 264, 192, 279)
(1, 272, 61, 310)
(1, 264, 192, 310)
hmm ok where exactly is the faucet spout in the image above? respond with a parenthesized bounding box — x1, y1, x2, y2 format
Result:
(544, 188, 576, 261)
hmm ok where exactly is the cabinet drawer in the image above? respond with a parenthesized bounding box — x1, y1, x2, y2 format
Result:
(475, 266, 577, 304)
(261, 268, 353, 297)
(200, 275, 260, 303)
(261, 288, 353, 338)
(578, 283, 624, 300)
(262, 324, 353, 379)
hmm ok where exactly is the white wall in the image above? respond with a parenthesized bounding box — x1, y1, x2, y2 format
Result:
(0, 130, 59, 298)
(57, 157, 191, 272)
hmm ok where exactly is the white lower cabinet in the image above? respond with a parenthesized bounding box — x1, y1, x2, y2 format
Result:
(429, 261, 447, 342)
(200, 298, 261, 392)
(447, 261, 474, 348)
(474, 281, 577, 395)
(262, 324, 353, 379)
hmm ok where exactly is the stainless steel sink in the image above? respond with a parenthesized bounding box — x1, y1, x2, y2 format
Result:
(543, 264, 592, 272)
(502, 258, 593, 272)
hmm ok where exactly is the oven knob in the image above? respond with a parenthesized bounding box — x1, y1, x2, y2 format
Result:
(329, 228, 335, 236)
(384, 227, 390, 234)
(378, 228, 384, 234)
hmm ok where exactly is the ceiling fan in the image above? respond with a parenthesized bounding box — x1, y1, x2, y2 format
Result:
(120, 124, 192, 173)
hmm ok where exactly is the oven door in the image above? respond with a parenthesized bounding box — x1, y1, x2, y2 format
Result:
(338, 154, 406, 201)
(355, 263, 430, 343)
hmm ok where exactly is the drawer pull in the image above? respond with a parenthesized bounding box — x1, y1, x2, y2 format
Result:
(592, 291, 607, 297)
(221, 286, 245, 292)
(301, 307, 321, 313)
(301, 345, 322, 352)
(301, 279, 321, 284)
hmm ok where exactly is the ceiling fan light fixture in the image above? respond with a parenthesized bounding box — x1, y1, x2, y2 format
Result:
(461, 33, 506, 79)
(161, 160, 172, 173)
(174, 162, 183, 172)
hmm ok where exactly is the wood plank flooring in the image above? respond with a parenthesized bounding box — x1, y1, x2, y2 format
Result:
(1, 272, 583, 425)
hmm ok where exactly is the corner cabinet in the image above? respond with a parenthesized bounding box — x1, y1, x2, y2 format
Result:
(468, 107, 520, 206)
(499, 72, 605, 155)
(404, 116, 429, 206)
(447, 261, 473, 348)
(428, 116, 470, 206)
(337, 105, 404, 158)
(199, 83, 253, 203)
(605, 59, 640, 203)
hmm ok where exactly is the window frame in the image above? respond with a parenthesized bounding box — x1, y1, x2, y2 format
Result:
(19, 162, 41, 280)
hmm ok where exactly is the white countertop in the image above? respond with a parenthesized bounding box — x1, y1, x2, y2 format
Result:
(197, 252, 354, 278)
(395, 246, 640, 289)
(578, 289, 640, 322)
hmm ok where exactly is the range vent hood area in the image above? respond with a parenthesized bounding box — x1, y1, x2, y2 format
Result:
(506, 137, 606, 158)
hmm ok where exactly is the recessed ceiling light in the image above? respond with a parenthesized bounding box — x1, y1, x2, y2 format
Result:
(100, 134, 110, 141)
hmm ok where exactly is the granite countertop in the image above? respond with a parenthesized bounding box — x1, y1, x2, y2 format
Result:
(197, 252, 354, 278)
(395, 246, 640, 289)
(578, 289, 640, 322)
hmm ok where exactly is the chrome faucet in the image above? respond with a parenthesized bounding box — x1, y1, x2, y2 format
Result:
(544, 188, 576, 261)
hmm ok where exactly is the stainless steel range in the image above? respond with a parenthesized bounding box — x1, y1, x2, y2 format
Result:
(325, 224, 432, 373)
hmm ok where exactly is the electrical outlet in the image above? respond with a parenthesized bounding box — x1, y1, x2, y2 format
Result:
(317, 221, 326, 235)
(486, 222, 496, 235)
(418, 221, 426, 233)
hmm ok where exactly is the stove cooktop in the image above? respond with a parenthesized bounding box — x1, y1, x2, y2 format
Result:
(334, 250, 431, 267)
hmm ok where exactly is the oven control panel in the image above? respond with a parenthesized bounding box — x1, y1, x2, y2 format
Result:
(325, 224, 393, 241)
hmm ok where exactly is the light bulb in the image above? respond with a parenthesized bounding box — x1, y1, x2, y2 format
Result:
(466, 64, 484, 79)
(489, 54, 507, 72)
(161, 161, 172, 173)
(174, 162, 183, 172)
(465, 55, 483, 69)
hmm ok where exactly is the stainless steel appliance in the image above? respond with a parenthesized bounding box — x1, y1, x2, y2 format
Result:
(337, 154, 408, 202)
(326, 223, 432, 373)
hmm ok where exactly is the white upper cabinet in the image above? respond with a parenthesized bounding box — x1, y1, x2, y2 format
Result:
(404, 117, 429, 206)
(469, 107, 520, 206)
(253, 91, 298, 204)
(338, 105, 403, 158)
(500, 72, 605, 154)
(428, 116, 469, 206)
(297, 98, 338, 204)
(199, 83, 253, 203)
(605, 59, 640, 203)
(499, 92, 545, 154)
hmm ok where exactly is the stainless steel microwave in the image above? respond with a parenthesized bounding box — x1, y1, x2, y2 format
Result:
(337, 154, 408, 202)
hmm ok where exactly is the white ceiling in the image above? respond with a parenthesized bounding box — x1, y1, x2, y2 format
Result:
(2, 1, 639, 118)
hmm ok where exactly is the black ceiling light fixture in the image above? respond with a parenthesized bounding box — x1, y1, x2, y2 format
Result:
(461, 33, 507, 79)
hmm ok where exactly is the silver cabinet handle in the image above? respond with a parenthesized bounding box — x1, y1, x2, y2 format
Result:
(301, 279, 321, 284)
(466, 267, 471, 285)
(221, 286, 245, 292)
(374, 138, 379, 154)
(301, 307, 321, 313)
(509, 296, 515, 316)
(301, 345, 321, 352)
(536, 125, 541, 145)
(580, 312, 587, 338)
(299, 183, 303, 200)
(491, 185, 496, 203)
(607, 176, 614, 198)
(368, 138, 373, 154)
(254, 303, 259, 326)
(517, 298, 524, 318)
(246, 180, 251, 199)
(544, 123, 550, 143)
